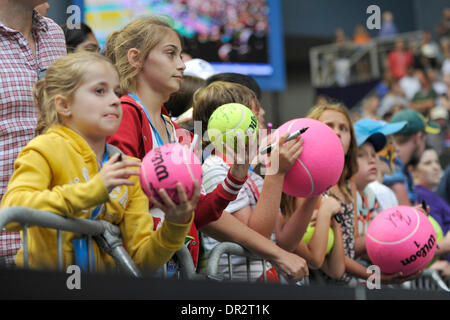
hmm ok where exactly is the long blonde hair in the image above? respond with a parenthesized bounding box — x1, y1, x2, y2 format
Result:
(105, 16, 181, 93)
(34, 52, 117, 135)
(307, 102, 358, 203)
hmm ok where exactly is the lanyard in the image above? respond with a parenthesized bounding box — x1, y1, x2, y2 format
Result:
(128, 92, 171, 147)
(91, 144, 108, 220)
(73, 145, 109, 272)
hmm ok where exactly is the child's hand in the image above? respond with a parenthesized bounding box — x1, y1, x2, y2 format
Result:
(415, 200, 430, 216)
(380, 269, 424, 284)
(226, 130, 255, 180)
(266, 132, 303, 175)
(320, 196, 341, 217)
(98, 153, 141, 193)
(274, 249, 309, 282)
(150, 180, 201, 225)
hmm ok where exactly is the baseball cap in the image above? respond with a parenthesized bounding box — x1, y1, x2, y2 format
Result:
(389, 109, 440, 135)
(183, 58, 216, 80)
(430, 106, 448, 121)
(354, 118, 408, 152)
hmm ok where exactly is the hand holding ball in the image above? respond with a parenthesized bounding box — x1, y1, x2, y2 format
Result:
(366, 206, 437, 276)
(139, 143, 202, 204)
(207, 103, 258, 151)
(270, 118, 345, 198)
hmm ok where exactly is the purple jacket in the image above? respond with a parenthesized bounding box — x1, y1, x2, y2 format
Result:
(415, 185, 450, 262)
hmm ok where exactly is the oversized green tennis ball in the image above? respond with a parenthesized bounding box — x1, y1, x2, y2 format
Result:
(429, 216, 444, 242)
(207, 103, 258, 151)
(302, 223, 335, 254)
(428, 215, 444, 267)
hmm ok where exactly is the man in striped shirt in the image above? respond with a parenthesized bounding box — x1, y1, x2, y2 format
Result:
(0, 0, 66, 266)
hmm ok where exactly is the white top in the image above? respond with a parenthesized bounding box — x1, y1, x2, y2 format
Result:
(201, 155, 270, 281)
(399, 76, 421, 101)
(367, 180, 399, 211)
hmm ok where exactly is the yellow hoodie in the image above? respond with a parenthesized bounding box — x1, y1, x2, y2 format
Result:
(1, 125, 193, 273)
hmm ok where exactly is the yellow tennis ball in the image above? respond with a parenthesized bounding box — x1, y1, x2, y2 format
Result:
(302, 223, 335, 254)
(428, 216, 444, 267)
(207, 103, 258, 151)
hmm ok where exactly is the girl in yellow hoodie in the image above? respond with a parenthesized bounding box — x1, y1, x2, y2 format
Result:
(1, 52, 198, 273)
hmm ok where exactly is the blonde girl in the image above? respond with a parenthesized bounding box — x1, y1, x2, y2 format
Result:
(304, 102, 417, 284)
(1, 52, 195, 272)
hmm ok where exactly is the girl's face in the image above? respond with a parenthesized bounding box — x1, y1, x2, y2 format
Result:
(63, 62, 122, 141)
(412, 149, 442, 189)
(318, 110, 352, 155)
(139, 30, 185, 99)
(355, 142, 378, 190)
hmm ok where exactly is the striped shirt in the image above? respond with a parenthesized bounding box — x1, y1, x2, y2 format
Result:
(201, 155, 270, 281)
(0, 11, 66, 265)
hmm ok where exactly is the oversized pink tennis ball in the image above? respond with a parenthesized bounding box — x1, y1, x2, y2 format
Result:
(366, 206, 437, 276)
(139, 143, 202, 204)
(271, 118, 344, 198)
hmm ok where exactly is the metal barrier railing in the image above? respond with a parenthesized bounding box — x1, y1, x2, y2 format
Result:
(205, 241, 309, 285)
(0, 207, 206, 281)
(205, 242, 450, 292)
(402, 269, 450, 292)
(171, 245, 205, 281)
(206, 242, 267, 282)
(309, 31, 424, 87)
(2, 207, 448, 292)
(0, 207, 141, 277)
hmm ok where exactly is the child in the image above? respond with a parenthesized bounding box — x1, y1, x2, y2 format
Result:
(352, 118, 406, 262)
(306, 102, 415, 285)
(0, 52, 194, 272)
(164, 75, 205, 130)
(278, 193, 346, 280)
(192, 81, 308, 280)
(105, 17, 250, 269)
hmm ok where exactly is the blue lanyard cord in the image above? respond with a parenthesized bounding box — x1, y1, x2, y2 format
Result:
(128, 92, 172, 146)
(91, 144, 108, 220)
(73, 145, 109, 272)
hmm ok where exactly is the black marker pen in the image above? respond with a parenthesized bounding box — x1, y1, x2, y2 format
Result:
(261, 127, 309, 155)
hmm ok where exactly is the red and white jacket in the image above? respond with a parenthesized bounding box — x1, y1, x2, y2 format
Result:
(107, 94, 247, 267)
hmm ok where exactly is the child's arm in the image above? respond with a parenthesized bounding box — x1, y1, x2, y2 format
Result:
(200, 211, 309, 281)
(1, 148, 113, 224)
(320, 217, 346, 279)
(194, 166, 248, 229)
(354, 185, 367, 258)
(344, 255, 422, 284)
(246, 133, 303, 238)
(275, 196, 321, 252)
(292, 197, 341, 268)
(193, 132, 252, 229)
(120, 181, 193, 273)
(354, 235, 367, 258)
